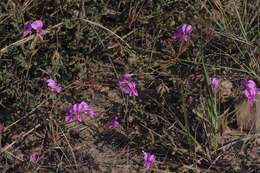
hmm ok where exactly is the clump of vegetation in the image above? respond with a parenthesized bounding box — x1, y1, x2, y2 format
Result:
(0, 0, 259, 172)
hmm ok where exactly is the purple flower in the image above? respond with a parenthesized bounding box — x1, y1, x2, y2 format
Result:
(23, 21, 32, 37)
(107, 116, 119, 129)
(172, 23, 192, 42)
(31, 20, 44, 38)
(142, 151, 156, 171)
(241, 80, 259, 106)
(29, 153, 38, 164)
(117, 73, 138, 97)
(22, 20, 44, 38)
(47, 79, 61, 93)
(65, 101, 94, 122)
(210, 77, 218, 92)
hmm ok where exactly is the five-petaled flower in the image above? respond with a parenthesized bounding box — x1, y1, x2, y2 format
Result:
(65, 101, 94, 122)
(241, 80, 259, 106)
(47, 79, 61, 93)
(142, 150, 156, 171)
(117, 73, 138, 97)
(23, 20, 44, 38)
(107, 116, 119, 129)
(30, 153, 38, 164)
(210, 77, 218, 92)
(172, 23, 192, 42)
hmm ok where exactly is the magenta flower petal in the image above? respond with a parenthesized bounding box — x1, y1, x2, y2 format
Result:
(47, 79, 61, 93)
(142, 151, 156, 171)
(31, 20, 43, 30)
(76, 112, 83, 122)
(184, 24, 192, 33)
(30, 153, 38, 164)
(79, 101, 95, 118)
(107, 116, 119, 129)
(65, 114, 74, 122)
(210, 77, 218, 92)
(65, 101, 94, 123)
(117, 73, 138, 97)
(23, 21, 32, 37)
(241, 80, 259, 106)
(172, 23, 192, 42)
(31, 20, 44, 38)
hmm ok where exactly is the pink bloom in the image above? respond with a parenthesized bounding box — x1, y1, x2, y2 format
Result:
(65, 101, 94, 122)
(142, 151, 156, 171)
(210, 77, 218, 91)
(31, 20, 44, 38)
(47, 79, 61, 93)
(117, 73, 138, 97)
(107, 116, 119, 129)
(23, 21, 32, 37)
(241, 80, 259, 106)
(30, 153, 38, 164)
(22, 20, 44, 38)
(172, 23, 192, 42)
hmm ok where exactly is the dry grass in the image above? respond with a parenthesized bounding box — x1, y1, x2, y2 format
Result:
(0, 0, 259, 172)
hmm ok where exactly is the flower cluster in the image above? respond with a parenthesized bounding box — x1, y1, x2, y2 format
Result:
(23, 20, 44, 38)
(172, 23, 192, 42)
(209, 77, 259, 106)
(241, 80, 259, 106)
(47, 79, 61, 93)
(65, 101, 94, 122)
(117, 73, 138, 97)
(142, 150, 156, 171)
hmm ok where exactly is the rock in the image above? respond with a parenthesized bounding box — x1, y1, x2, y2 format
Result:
(218, 79, 234, 103)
